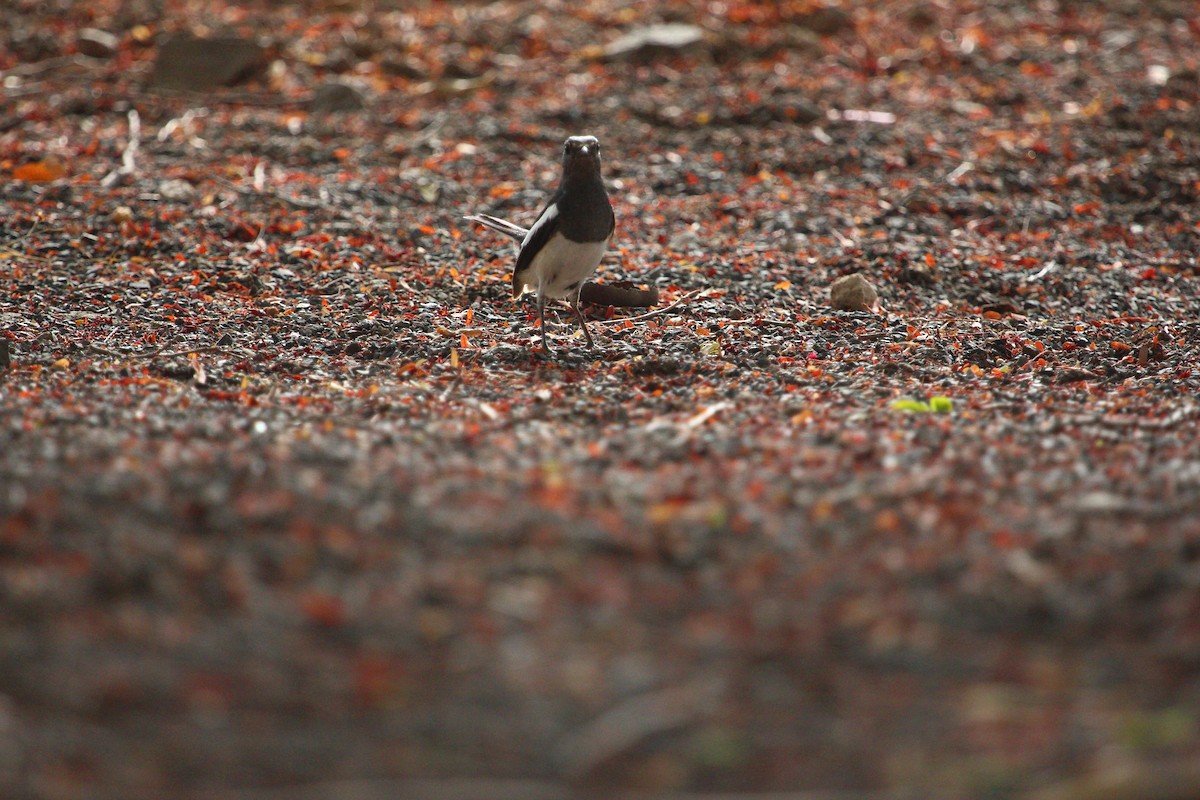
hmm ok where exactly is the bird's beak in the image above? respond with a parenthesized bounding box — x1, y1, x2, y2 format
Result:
(578, 145, 590, 156)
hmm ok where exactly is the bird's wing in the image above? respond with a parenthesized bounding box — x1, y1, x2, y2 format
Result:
(463, 213, 528, 241)
(512, 201, 560, 297)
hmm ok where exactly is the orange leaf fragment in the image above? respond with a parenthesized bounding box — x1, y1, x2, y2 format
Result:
(12, 158, 67, 183)
(992, 530, 1017, 550)
(301, 592, 345, 627)
(488, 183, 516, 199)
(873, 509, 902, 534)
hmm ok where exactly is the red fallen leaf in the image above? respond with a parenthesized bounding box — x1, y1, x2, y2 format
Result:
(873, 509, 902, 534)
(202, 389, 256, 405)
(1111, 341, 1132, 351)
(186, 672, 234, 711)
(1072, 201, 1100, 215)
(226, 219, 259, 242)
(300, 591, 345, 627)
(354, 654, 404, 708)
(992, 530, 1018, 550)
(12, 157, 67, 182)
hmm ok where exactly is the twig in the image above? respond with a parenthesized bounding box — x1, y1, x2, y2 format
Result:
(410, 111, 448, 147)
(214, 175, 326, 211)
(593, 288, 710, 325)
(86, 343, 126, 358)
(140, 86, 313, 106)
(831, 228, 856, 248)
(101, 109, 141, 188)
(1009, 351, 1056, 375)
(202, 779, 896, 800)
(87, 342, 236, 361)
(3, 54, 88, 77)
(1065, 407, 1200, 431)
(557, 676, 724, 778)
(943, 160, 974, 183)
(684, 401, 730, 429)
(438, 370, 464, 402)
(152, 344, 237, 360)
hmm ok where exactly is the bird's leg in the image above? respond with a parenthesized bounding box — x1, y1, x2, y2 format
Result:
(537, 293, 550, 353)
(572, 289, 594, 348)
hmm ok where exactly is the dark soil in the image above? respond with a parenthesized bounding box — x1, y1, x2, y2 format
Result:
(2, 1, 1199, 799)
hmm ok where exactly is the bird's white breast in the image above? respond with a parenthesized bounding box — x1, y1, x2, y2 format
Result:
(520, 233, 609, 299)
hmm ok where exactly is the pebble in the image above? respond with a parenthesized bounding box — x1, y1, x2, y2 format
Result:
(77, 28, 119, 59)
(603, 23, 708, 63)
(310, 80, 367, 113)
(830, 272, 879, 311)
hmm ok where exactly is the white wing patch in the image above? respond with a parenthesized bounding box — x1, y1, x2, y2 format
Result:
(521, 203, 558, 250)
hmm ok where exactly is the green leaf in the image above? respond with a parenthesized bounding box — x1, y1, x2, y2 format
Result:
(891, 398, 931, 412)
(930, 396, 954, 413)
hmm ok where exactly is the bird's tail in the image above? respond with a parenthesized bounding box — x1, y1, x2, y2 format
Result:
(463, 213, 528, 242)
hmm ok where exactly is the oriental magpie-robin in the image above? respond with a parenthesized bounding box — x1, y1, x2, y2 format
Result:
(466, 135, 615, 352)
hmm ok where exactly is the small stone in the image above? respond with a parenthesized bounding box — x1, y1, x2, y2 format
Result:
(150, 34, 267, 91)
(830, 272, 879, 311)
(896, 266, 937, 286)
(77, 28, 120, 59)
(158, 179, 195, 201)
(310, 79, 367, 113)
(793, 7, 854, 35)
(785, 98, 822, 124)
(603, 23, 708, 63)
(380, 55, 427, 80)
(781, 25, 823, 55)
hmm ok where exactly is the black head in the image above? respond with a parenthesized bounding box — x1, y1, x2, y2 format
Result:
(561, 135, 602, 178)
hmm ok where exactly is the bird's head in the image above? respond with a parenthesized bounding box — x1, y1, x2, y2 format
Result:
(562, 135, 602, 177)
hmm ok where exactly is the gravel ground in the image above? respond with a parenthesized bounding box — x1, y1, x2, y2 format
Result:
(2, 1, 1200, 798)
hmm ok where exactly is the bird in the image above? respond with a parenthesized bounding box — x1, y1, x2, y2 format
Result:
(465, 135, 615, 352)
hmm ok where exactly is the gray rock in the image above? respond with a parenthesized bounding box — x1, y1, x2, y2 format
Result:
(310, 79, 367, 113)
(77, 28, 120, 59)
(158, 179, 195, 201)
(380, 55, 428, 80)
(150, 34, 266, 91)
(830, 272, 878, 311)
(603, 23, 707, 63)
(794, 7, 854, 35)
